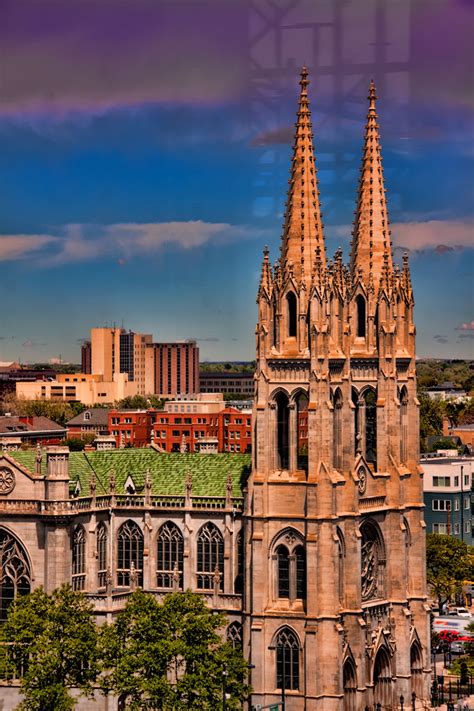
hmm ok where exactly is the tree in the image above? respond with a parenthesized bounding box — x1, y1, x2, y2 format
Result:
(418, 393, 445, 450)
(64, 435, 96, 451)
(115, 394, 166, 410)
(2, 585, 99, 711)
(426, 534, 474, 611)
(101, 589, 250, 710)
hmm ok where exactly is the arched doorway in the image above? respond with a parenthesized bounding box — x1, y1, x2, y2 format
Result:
(373, 647, 392, 709)
(343, 658, 357, 711)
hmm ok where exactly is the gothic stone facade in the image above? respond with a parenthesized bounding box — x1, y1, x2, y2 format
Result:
(0, 70, 430, 710)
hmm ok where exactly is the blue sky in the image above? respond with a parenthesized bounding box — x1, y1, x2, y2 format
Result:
(0, 0, 473, 363)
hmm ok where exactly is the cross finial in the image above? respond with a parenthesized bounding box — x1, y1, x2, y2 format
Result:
(368, 79, 377, 112)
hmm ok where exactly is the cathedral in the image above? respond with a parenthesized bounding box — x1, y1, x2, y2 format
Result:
(0, 69, 430, 710)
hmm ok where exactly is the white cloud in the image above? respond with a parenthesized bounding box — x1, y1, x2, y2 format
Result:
(0, 234, 58, 261)
(0, 221, 265, 266)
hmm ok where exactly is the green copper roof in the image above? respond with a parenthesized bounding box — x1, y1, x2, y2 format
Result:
(8, 449, 251, 497)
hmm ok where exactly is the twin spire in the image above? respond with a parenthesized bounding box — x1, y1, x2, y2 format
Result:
(277, 69, 394, 291)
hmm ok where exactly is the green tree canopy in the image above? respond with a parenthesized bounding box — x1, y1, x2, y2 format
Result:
(2, 585, 99, 711)
(101, 589, 250, 710)
(426, 534, 474, 610)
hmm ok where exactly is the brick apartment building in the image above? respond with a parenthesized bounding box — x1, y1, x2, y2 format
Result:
(108, 409, 156, 448)
(66, 409, 110, 439)
(145, 341, 199, 396)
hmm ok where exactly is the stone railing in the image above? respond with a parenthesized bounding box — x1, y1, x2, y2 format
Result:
(86, 589, 242, 613)
(359, 495, 386, 510)
(0, 494, 244, 515)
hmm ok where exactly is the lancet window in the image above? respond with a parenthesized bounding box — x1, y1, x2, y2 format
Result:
(295, 391, 308, 472)
(157, 522, 183, 589)
(332, 388, 343, 471)
(0, 529, 31, 621)
(275, 627, 300, 691)
(410, 641, 423, 699)
(72, 526, 86, 591)
(274, 531, 306, 602)
(343, 658, 357, 711)
(353, 387, 377, 467)
(196, 523, 224, 591)
(373, 647, 393, 708)
(400, 386, 408, 465)
(117, 521, 143, 587)
(355, 295, 366, 338)
(286, 292, 297, 338)
(276, 392, 290, 470)
(234, 530, 244, 594)
(97, 523, 107, 588)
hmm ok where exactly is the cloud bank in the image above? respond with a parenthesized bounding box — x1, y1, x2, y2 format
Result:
(0, 221, 265, 265)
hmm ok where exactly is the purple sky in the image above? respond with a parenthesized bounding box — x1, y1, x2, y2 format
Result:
(0, 0, 473, 363)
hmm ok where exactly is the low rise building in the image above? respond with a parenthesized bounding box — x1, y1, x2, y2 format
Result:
(0, 415, 66, 447)
(66, 409, 110, 439)
(422, 454, 473, 543)
(16, 372, 139, 406)
(199, 370, 254, 396)
(108, 409, 156, 448)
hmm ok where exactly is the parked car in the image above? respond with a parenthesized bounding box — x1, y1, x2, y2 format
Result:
(448, 607, 472, 618)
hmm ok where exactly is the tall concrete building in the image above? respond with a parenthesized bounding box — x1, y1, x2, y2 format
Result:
(144, 341, 199, 396)
(246, 69, 429, 708)
(90, 327, 152, 395)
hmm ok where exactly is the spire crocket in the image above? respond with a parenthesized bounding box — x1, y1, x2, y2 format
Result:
(350, 80, 393, 287)
(280, 66, 326, 287)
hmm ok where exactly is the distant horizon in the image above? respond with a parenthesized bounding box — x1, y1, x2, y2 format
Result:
(1, 0, 473, 362)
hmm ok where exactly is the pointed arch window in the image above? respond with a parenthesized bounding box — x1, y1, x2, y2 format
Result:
(373, 647, 393, 708)
(275, 391, 290, 470)
(400, 386, 408, 465)
(227, 621, 243, 649)
(276, 627, 300, 690)
(355, 295, 366, 338)
(343, 658, 357, 711)
(97, 523, 107, 588)
(72, 526, 86, 591)
(273, 298, 278, 347)
(235, 530, 244, 594)
(276, 544, 290, 598)
(286, 292, 297, 338)
(117, 521, 143, 587)
(196, 523, 224, 591)
(157, 522, 183, 589)
(0, 529, 31, 621)
(333, 388, 343, 471)
(353, 388, 377, 466)
(410, 641, 423, 699)
(337, 528, 345, 606)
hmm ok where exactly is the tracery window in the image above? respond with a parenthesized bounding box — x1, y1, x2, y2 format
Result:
(274, 531, 306, 602)
(373, 647, 393, 708)
(196, 523, 224, 591)
(286, 292, 297, 338)
(0, 529, 31, 621)
(276, 627, 300, 690)
(156, 522, 183, 589)
(97, 523, 107, 588)
(227, 621, 243, 648)
(360, 520, 385, 602)
(332, 388, 343, 470)
(72, 526, 86, 591)
(410, 641, 423, 699)
(117, 521, 143, 587)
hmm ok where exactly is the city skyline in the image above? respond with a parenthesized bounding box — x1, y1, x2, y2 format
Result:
(0, 0, 473, 363)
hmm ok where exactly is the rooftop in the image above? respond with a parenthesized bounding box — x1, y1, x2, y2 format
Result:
(66, 409, 110, 426)
(0, 415, 65, 434)
(9, 449, 252, 498)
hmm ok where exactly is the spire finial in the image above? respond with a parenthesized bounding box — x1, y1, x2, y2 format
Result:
(300, 66, 309, 92)
(368, 79, 377, 112)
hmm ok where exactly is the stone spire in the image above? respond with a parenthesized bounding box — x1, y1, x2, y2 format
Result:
(258, 245, 273, 299)
(350, 80, 392, 287)
(280, 67, 326, 286)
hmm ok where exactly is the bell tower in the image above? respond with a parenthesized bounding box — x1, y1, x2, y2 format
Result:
(244, 71, 430, 710)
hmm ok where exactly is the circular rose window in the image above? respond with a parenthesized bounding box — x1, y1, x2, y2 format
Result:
(0, 467, 15, 495)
